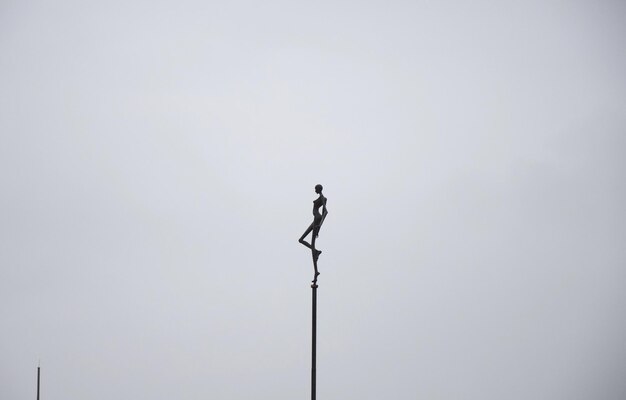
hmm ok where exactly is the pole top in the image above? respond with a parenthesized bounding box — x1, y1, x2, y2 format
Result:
(311, 283, 318, 288)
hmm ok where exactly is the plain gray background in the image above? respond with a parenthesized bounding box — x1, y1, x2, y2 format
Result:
(1, 0, 625, 399)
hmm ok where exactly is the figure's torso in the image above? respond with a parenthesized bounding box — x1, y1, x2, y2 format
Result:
(313, 195, 325, 216)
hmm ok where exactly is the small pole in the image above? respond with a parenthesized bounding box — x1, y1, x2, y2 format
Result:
(36, 361, 40, 400)
(311, 282, 318, 400)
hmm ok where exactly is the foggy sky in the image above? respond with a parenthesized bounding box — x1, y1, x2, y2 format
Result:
(1, 1, 625, 399)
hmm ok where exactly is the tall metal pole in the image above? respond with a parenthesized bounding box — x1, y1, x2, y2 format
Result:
(311, 282, 318, 400)
(36, 362, 40, 400)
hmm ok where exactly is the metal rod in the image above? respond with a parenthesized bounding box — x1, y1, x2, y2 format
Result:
(311, 282, 318, 400)
(37, 365, 40, 400)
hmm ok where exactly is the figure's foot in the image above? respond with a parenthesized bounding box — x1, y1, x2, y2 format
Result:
(312, 272, 320, 283)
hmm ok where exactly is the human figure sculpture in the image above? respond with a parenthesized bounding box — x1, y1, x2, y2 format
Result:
(299, 184, 328, 281)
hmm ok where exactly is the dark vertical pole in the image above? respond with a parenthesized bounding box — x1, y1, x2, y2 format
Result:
(311, 282, 318, 400)
(36, 364, 40, 400)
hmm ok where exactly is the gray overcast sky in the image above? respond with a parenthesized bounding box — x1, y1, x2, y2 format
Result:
(1, 0, 625, 399)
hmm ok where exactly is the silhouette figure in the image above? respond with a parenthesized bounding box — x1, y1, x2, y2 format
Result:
(299, 184, 328, 282)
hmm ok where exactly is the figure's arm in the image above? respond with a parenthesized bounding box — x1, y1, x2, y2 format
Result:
(314, 201, 328, 239)
(320, 199, 329, 226)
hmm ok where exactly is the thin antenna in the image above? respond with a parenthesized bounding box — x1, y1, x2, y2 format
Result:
(36, 361, 40, 400)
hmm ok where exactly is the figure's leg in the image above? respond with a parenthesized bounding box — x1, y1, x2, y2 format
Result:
(312, 258, 319, 283)
(302, 222, 321, 282)
(311, 239, 320, 281)
(311, 226, 322, 263)
(299, 223, 314, 250)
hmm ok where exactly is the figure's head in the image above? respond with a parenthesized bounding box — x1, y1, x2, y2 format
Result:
(315, 184, 323, 194)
